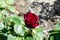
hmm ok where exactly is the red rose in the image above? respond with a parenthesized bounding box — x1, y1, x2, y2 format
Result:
(24, 11, 39, 28)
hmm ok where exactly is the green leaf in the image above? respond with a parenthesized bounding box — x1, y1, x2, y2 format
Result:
(0, 0, 7, 8)
(5, 0, 15, 5)
(14, 24, 25, 36)
(19, 16, 25, 25)
(7, 34, 16, 40)
(0, 22, 4, 30)
(33, 28, 44, 40)
(3, 15, 21, 25)
(16, 37, 23, 40)
(34, 28, 43, 32)
(24, 33, 33, 40)
(25, 37, 33, 40)
(2, 10, 8, 15)
(7, 6, 16, 13)
(35, 32, 44, 40)
(12, 16, 21, 24)
(3, 16, 11, 24)
(54, 22, 60, 30)
(0, 14, 3, 20)
(50, 36, 54, 40)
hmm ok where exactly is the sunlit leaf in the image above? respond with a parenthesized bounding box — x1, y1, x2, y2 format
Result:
(25, 37, 33, 40)
(5, 0, 15, 5)
(3, 16, 11, 24)
(35, 32, 44, 40)
(7, 34, 16, 40)
(12, 16, 21, 24)
(19, 16, 25, 25)
(16, 37, 23, 40)
(7, 6, 16, 13)
(0, 14, 3, 20)
(2, 10, 8, 15)
(14, 24, 25, 36)
(33, 28, 44, 40)
(0, 22, 4, 30)
(0, 0, 7, 8)
(3, 15, 21, 25)
(34, 28, 43, 32)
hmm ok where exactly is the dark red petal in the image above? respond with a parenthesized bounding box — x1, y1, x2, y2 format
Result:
(24, 11, 39, 28)
(31, 23, 39, 28)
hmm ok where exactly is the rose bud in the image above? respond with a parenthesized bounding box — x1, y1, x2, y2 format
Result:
(24, 11, 39, 28)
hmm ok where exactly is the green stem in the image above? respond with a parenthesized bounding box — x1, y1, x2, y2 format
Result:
(49, 32, 59, 35)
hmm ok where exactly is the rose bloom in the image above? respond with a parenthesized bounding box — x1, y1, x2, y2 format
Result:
(24, 11, 39, 28)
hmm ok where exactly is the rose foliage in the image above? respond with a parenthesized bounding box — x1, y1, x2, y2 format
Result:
(0, 0, 60, 40)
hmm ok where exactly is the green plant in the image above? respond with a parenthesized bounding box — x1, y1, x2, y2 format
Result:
(0, 0, 60, 40)
(0, 0, 44, 40)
